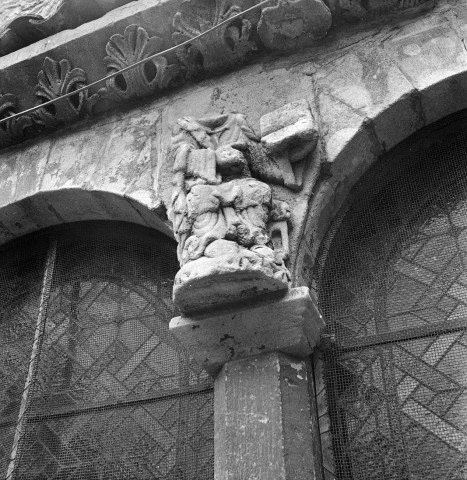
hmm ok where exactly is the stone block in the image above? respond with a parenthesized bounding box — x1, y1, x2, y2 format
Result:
(385, 21, 467, 91)
(260, 99, 318, 160)
(169, 286, 325, 374)
(372, 91, 424, 153)
(257, 0, 331, 50)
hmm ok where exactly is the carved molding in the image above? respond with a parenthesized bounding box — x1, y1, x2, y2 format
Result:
(0, 0, 433, 59)
(0, 0, 433, 150)
(166, 103, 318, 312)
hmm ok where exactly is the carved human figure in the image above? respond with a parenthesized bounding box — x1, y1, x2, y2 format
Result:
(169, 113, 289, 271)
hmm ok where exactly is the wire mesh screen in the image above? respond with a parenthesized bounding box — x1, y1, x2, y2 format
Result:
(0, 233, 50, 479)
(0, 221, 214, 480)
(317, 122, 467, 480)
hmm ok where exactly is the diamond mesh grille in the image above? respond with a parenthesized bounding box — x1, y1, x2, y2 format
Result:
(0, 222, 214, 480)
(316, 120, 467, 480)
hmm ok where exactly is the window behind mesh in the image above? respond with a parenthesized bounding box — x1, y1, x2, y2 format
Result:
(316, 117, 467, 480)
(0, 221, 214, 480)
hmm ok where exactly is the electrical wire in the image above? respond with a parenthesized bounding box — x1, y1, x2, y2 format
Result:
(0, 0, 272, 127)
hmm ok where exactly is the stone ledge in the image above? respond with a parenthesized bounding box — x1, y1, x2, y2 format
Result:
(0, 0, 433, 151)
(169, 286, 325, 374)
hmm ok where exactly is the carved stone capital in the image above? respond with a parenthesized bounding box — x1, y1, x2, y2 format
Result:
(169, 287, 325, 374)
(166, 104, 319, 312)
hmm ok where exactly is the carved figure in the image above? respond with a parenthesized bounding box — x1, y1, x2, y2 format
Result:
(167, 104, 319, 312)
(168, 112, 293, 311)
(170, 113, 288, 264)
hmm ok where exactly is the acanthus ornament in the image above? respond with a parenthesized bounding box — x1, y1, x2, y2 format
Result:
(0, 93, 33, 148)
(172, 0, 258, 74)
(167, 103, 318, 312)
(0, 2, 331, 149)
(102, 25, 182, 102)
(34, 57, 98, 127)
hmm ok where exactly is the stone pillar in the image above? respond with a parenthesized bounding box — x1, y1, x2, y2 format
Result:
(214, 352, 319, 480)
(170, 287, 325, 479)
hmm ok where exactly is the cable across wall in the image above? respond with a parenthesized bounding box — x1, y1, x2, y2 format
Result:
(0, 0, 272, 127)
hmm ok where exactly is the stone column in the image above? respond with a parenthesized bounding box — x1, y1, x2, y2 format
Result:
(170, 287, 325, 479)
(165, 106, 324, 478)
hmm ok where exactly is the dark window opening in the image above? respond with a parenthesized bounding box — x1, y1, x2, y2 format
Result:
(316, 115, 467, 480)
(0, 221, 214, 480)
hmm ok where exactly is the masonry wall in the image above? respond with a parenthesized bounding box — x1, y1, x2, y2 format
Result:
(1, 2, 467, 478)
(0, 0, 466, 286)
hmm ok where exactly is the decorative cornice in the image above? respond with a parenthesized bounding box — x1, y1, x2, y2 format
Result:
(0, 0, 433, 151)
(0, 0, 135, 58)
(0, 94, 32, 147)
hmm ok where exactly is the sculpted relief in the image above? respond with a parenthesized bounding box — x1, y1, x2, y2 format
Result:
(167, 100, 318, 312)
(0, 0, 432, 149)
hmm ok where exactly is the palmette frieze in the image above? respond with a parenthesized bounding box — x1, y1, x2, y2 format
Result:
(0, 0, 431, 150)
(0, 0, 433, 59)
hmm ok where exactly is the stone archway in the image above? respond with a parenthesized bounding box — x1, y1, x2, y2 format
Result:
(294, 67, 467, 287)
(0, 188, 172, 246)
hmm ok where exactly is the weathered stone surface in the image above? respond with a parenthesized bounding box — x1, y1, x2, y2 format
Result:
(0, 101, 172, 245)
(214, 352, 319, 479)
(257, 0, 332, 50)
(260, 99, 319, 191)
(261, 99, 316, 155)
(173, 251, 290, 313)
(169, 286, 325, 373)
(167, 111, 297, 311)
(0, 0, 436, 151)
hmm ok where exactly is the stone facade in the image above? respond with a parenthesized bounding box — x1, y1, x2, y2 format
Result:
(0, 0, 466, 478)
